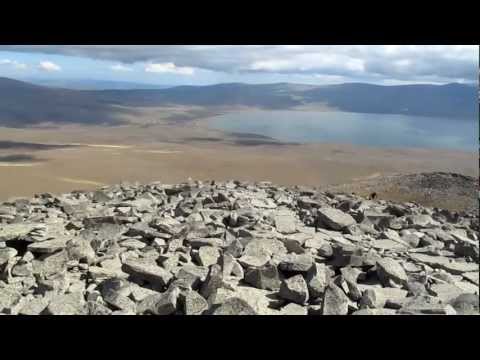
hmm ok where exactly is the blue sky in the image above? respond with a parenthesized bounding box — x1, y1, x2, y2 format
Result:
(0, 45, 478, 86)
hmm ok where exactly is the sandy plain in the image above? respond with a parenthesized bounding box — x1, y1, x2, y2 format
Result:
(0, 106, 477, 202)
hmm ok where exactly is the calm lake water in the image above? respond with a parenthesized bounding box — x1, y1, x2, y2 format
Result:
(205, 111, 478, 151)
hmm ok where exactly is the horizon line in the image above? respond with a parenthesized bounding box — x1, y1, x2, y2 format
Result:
(1, 75, 478, 90)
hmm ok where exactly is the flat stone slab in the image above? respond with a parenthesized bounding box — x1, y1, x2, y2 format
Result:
(28, 239, 68, 254)
(0, 223, 46, 241)
(409, 253, 479, 275)
(317, 207, 356, 231)
(462, 272, 479, 285)
(122, 258, 173, 287)
(274, 214, 297, 234)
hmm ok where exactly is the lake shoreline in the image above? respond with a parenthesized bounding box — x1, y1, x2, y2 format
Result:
(0, 107, 477, 201)
(198, 109, 478, 153)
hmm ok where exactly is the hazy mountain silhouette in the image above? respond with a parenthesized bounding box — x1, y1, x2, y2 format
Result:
(0, 77, 476, 127)
(27, 78, 174, 90)
(0, 77, 133, 127)
(301, 82, 477, 118)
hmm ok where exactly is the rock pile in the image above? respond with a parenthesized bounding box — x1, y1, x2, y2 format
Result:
(0, 180, 478, 315)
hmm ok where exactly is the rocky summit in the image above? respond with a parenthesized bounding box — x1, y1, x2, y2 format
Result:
(0, 180, 478, 315)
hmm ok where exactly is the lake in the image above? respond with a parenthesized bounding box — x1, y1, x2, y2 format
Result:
(205, 110, 478, 151)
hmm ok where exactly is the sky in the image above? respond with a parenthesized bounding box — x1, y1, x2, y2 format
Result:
(0, 45, 478, 86)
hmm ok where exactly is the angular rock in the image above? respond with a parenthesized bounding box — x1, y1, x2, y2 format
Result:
(11, 261, 33, 277)
(279, 275, 309, 305)
(317, 207, 356, 231)
(176, 264, 209, 290)
(244, 263, 281, 291)
(409, 253, 479, 275)
(195, 246, 221, 267)
(274, 214, 297, 234)
(28, 239, 68, 254)
(322, 283, 349, 315)
(224, 239, 244, 258)
(45, 292, 87, 315)
(339, 266, 362, 300)
(200, 264, 235, 299)
(122, 258, 173, 287)
(360, 287, 408, 309)
(87, 301, 113, 315)
(243, 238, 288, 258)
(306, 263, 329, 299)
(186, 238, 224, 249)
(280, 303, 308, 315)
(454, 242, 479, 261)
(66, 238, 96, 264)
(238, 254, 270, 269)
(352, 308, 397, 315)
(0, 248, 18, 266)
(429, 283, 470, 303)
(221, 253, 235, 278)
(376, 258, 408, 287)
(0, 223, 45, 242)
(0, 288, 22, 314)
(18, 297, 50, 315)
(462, 271, 479, 285)
(32, 250, 69, 278)
(406, 281, 428, 296)
(449, 294, 479, 315)
(184, 290, 209, 315)
(208, 285, 277, 315)
(398, 295, 456, 315)
(130, 284, 159, 302)
(278, 253, 314, 273)
(119, 238, 147, 250)
(212, 297, 257, 315)
(137, 286, 180, 315)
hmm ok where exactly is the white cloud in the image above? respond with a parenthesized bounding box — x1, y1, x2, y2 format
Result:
(111, 64, 133, 72)
(38, 61, 61, 72)
(0, 46, 477, 84)
(0, 59, 28, 70)
(145, 62, 194, 75)
(248, 52, 365, 75)
(249, 59, 293, 71)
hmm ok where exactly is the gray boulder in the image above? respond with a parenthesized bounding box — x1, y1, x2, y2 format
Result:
(137, 286, 180, 315)
(212, 297, 257, 315)
(244, 263, 282, 291)
(278, 253, 314, 273)
(322, 284, 349, 315)
(376, 258, 409, 287)
(317, 207, 356, 231)
(279, 275, 309, 305)
(122, 258, 173, 287)
(184, 290, 209, 315)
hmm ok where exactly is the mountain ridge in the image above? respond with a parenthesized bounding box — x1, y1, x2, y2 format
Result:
(0, 77, 477, 127)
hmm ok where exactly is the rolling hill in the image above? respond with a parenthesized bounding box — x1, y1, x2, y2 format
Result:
(0, 77, 477, 127)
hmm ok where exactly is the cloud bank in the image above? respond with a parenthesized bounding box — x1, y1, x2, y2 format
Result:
(0, 45, 477, 84)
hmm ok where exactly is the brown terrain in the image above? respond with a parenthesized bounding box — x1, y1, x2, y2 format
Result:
(0, 107, 477, 211)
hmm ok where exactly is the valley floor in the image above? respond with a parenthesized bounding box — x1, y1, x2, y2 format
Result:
(0, 117, 477, 209)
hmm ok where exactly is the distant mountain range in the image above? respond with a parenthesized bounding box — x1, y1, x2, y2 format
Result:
(0, 77, 477, 127)
(26, 78, 174, 90)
